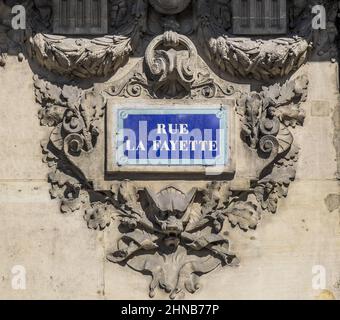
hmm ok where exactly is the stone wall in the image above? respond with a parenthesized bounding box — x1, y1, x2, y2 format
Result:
(0, 0, 340, 300)
(0, 55, 339, 300)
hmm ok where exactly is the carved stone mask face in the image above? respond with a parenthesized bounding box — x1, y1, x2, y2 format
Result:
(149, 0, 191, 15)
(154, 211, 184, 249)
(143, 187, 196, 249)
(154, 210, 185, 234)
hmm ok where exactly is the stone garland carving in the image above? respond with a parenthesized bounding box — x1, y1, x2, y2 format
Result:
(35, 71, 308, 298)
(1, 0, 339, 78)
(8, 0, 336, 79)
(199, 0, 340, 68)
(29, 33, 134, 78)
(28, 1, 147, 78)
(0, 0, 147, 75)
(196, 1, 311, 81)
(200, 34, 310, 81)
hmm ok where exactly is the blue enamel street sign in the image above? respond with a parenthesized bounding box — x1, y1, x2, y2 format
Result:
(116, 108, 228, 166)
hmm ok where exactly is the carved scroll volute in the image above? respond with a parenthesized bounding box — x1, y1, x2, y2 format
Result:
(145, 31, 198, 85)
(258, 109, 281, 169)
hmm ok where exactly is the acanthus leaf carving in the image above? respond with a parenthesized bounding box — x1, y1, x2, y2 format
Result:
(236, 75, 308, 164)
(226, 201, 260, 231)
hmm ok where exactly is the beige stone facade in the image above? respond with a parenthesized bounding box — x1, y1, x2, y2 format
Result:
(0, 1, 339, 300)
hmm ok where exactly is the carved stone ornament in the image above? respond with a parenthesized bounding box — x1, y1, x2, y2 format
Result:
(33, 69, 309, 298)
(31, 7, 308, 80)
(105, 31, 236, 99)
(0, 0, 338, 298)
(1, 1, 339, 71)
